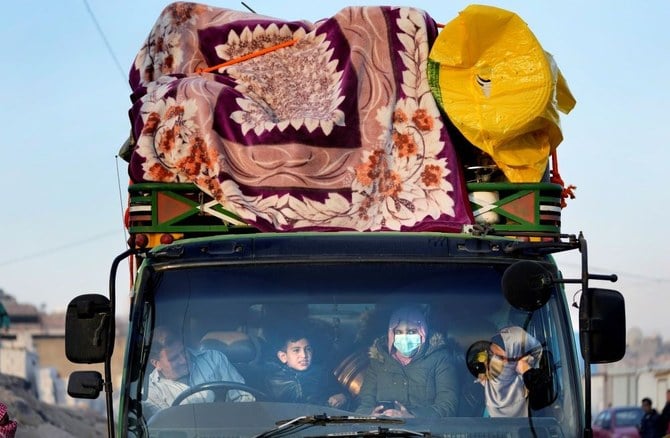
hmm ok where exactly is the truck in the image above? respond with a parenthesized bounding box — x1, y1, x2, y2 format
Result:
(64, 3, 626, 437)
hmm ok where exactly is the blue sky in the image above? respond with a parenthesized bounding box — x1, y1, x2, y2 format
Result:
(1, 1, 668, 337)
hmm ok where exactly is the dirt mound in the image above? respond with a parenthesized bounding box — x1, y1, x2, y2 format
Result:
(0, 374, 106, 437)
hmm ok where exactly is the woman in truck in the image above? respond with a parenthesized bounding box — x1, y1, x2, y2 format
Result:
(354, 305, 459, 418)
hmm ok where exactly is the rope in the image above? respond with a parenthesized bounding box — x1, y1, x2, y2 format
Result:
(195, 38, 299, 74)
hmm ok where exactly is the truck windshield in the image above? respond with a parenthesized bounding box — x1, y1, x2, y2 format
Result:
(124, 261, 581, 437)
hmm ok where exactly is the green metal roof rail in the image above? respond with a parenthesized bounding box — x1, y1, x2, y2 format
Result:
(127, 181, 562, 239)
(467, 182, 563, 235)
(127, 182, 252, 235)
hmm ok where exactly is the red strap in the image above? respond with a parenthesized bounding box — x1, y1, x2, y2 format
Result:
(196, 38, 298, 74)
(550, 149, 576, 208)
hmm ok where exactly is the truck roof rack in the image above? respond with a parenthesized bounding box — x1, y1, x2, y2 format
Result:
(467, 182, 563, 240)
(126, 181, 563, 249)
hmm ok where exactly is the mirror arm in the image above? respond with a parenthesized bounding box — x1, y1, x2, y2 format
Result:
(587, 273, 618, 282)
(103, 248, 135, 438)
(554, 273, 617, 285)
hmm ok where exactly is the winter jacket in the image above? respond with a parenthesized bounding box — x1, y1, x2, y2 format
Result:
(661, 402, 670, 434)
(639, 408, 664, 438)
(355, 332, 459, 417)
(264, 362, 345, 406)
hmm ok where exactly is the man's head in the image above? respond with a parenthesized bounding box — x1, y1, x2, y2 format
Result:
(277, 335, 313, 371)
(150, 326, 189, 380)
(642, 397, 653, 413)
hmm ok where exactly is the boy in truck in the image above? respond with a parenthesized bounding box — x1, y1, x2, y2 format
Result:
(264, 326, 348, 408)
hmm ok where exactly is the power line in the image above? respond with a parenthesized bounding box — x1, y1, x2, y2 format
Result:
(0, 230, 121, 267)
(241, 2, 256, 13)
(82, 0, 128, 86)
(115, 154, 129, 244)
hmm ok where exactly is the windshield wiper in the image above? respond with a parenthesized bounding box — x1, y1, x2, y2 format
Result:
(306, 426, 431, 437)
(252, 414, 405, 438)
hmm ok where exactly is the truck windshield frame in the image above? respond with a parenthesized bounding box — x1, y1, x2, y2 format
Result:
(120, 257, 582, 437)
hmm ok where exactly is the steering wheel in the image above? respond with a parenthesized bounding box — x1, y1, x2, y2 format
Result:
(171, 381, 268, 406)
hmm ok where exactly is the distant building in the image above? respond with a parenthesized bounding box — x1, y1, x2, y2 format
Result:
(591, 327, 670, 413)
(0, 289, 125, 410)
(38, 367, 65, 405)
(0, 289, 41, 333)
(0, 332, 39, 394)
(0, 290, 41, 391)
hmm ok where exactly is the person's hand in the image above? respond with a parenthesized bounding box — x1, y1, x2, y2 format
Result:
(372, 401, 414, 418)
(516, 355, 532, 375)
(371, 404, 386, 416)
(392, 401, 414, 418)
(328, 393, 347, 408)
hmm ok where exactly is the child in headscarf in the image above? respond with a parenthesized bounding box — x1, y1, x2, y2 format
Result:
(480, 326, 544, 417)
(355, 305, 459, 418)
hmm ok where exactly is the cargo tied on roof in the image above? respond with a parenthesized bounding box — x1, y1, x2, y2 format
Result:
(428, 4, 576, 183)
(119, 2, 583, 246)
(124, 3, 475, 233)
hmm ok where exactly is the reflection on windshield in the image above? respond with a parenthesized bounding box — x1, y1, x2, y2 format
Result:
(127, 262, 578, 437)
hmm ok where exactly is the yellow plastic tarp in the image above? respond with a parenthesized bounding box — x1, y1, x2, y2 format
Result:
(428, 5, 576, 182)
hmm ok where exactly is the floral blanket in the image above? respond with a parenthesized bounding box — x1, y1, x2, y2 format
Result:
(127, 2, 473, 232)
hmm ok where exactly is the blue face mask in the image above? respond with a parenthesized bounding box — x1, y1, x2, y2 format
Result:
(393, 334, 421, 357)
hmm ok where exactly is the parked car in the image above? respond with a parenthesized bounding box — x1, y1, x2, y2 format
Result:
(593, 406, 644, 438)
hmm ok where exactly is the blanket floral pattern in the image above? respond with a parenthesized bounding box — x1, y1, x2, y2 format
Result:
(127, 2, 473, 231)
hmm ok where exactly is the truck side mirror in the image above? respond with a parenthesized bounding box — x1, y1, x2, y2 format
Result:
(65, 294, 112, 364)
(501, 260, 553, 311)
(579, 288, 625, 363)
(67, 371, 103, 399)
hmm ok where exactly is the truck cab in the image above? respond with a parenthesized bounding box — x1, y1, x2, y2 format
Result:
(65, 181, 625, 437)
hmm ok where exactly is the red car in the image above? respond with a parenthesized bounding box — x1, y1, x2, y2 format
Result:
(593, 406, 644, 438)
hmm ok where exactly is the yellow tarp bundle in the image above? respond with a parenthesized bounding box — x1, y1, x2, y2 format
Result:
(428, 5, 576, 182)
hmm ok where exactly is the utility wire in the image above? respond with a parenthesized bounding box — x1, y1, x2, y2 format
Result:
(115, 154, 130, 246)
(82, 0, 128, 85)
(81, 1, 131, 248)
(241, 2, 256, 13)
(0, 230, 121, 267)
